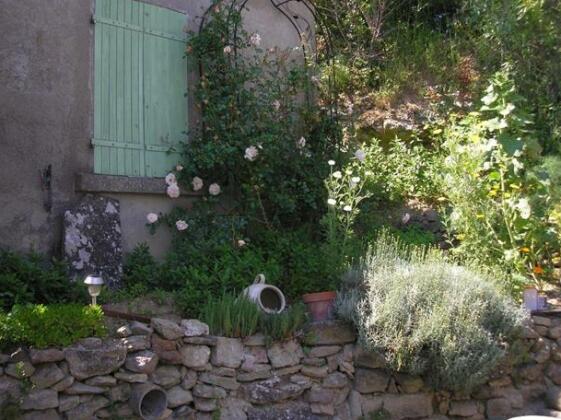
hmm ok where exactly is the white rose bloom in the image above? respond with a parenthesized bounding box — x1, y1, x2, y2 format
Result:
(223, 45, 232, 54)
(516, 198, 531, 219)
(250, 33, 261, 46)
(351, 177, 360, 183)
(343, 205, 352, 212)
(176, 164, 184, 171)
(273, 100, 281, 111)
(209, 183, 221, 196)
(355, 149, 366, 162)
(327, 199, 336, 206)
(192, 176, 204, 191)
(245, 146, 259, 161)
(165, 172, 177, 185)
(297, 137, 306, 149)
(176, 220, 188, 231)
(166, 184, 180, 198)
(237, 239, 246, 247)
(146, 213, 158, 224)
(332, 171, 342, 179)
(328, 160, 336, 166)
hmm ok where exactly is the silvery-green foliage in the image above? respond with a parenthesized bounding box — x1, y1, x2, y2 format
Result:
(336, 232, 526, 392)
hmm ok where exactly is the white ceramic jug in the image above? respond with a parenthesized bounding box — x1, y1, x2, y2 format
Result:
(243, 274, 286, 314)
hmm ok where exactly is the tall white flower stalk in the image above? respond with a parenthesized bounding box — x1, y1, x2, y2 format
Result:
(324, 158, 370, 261)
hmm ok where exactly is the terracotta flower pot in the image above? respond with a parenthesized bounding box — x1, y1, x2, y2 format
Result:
(302, 291, 337, 322)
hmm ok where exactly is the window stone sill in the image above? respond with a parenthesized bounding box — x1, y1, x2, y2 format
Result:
(75, 173, 202, 196)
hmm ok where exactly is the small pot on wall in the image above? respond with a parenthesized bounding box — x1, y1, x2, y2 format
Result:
(302, 291, 337, 322)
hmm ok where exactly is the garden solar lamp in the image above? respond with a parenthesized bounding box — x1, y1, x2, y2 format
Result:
(84, 275, 104, 306)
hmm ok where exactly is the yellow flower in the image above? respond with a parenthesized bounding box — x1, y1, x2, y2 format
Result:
(520, 247, 530, 253)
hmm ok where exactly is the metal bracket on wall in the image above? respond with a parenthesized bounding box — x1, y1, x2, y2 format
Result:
(41, 164, 52, 212)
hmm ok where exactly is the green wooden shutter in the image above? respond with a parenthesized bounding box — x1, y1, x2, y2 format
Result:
(93, 0, 187, 177)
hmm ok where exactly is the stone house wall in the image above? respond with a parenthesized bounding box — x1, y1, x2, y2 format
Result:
(1, 314, 560, 420)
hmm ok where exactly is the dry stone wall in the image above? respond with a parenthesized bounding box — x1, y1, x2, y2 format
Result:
(1, 314, 560, 419)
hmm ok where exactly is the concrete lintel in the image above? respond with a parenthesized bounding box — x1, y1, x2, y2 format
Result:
(75, 172, 201, 196)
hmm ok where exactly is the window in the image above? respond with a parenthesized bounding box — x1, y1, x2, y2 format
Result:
(93, 0, 187, 177)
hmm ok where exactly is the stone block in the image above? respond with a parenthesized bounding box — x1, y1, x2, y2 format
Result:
(212, 337, 244, 368)
(353, 368, 389, 393)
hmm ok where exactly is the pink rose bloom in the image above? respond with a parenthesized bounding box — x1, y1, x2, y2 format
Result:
(176, 220, 188, 231)
(165, 172, 177, 185)
(237, 239, 246, 247)
(223, 45, 232, 54)
(209, 183, 221, 196)
(146, 213, 158, 224)
(176, 164, 184, 171)
(167, 184, 180, 198)
(245, 146, 258, 161)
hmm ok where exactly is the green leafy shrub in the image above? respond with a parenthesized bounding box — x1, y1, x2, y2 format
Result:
(336, 232, 525, 392)
(441, 69, 559, 290)
(0, 250, 87, 312)
(201, 294, 261, 338)
(0, 304, 106, 349)
(359, 137, 442, 204)
(182, 6, 337, 229)
(260, 303, 307, 343)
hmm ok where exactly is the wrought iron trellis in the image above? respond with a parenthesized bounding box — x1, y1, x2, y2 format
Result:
(195, 0, 339, 117)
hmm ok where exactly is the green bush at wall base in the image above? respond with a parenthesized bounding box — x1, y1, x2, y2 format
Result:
(0, 304, 106, 349)
(0, 249, 87, 312)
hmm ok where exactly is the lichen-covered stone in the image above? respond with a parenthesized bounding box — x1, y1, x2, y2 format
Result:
(167, 385, 193, 408)
(193, 383, 228, 399)
(486, 397, 511, 418)
(181, 345, 211, 369)
(29, 349, 64, 364)
(383, 393, 433, 419)
(64, 339, 126, 380)
(59, 395, 80, 412)
(21, 388, 59, 410)
(64, 382, 106, 395)
(199, 372, 240, 390)
(448, 400, 481, 417)
(113, 371, 148, 383)
(181, 319, 210, 337)
(354, 346, 385, 369)
(124, 350, 159, 374)
(151, 365, 182, 388)
(52, 376, 74, 392)
(353, 368, 389, 393)
(121, 335, 150, 352)
(267, 340, 303, 369)
(84, 375, 116, 387)
(130, 321, 153, 336)
(212, 337, 244, 368)
(152, 318, 184, 340)
(63, 195, 122, 287)
(30, 363, 65, 389)
(64, 396, 110, 420)
(323, 372, 349, 388)
(243, 376, 308, 405)
(308, 346, 341, 358)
